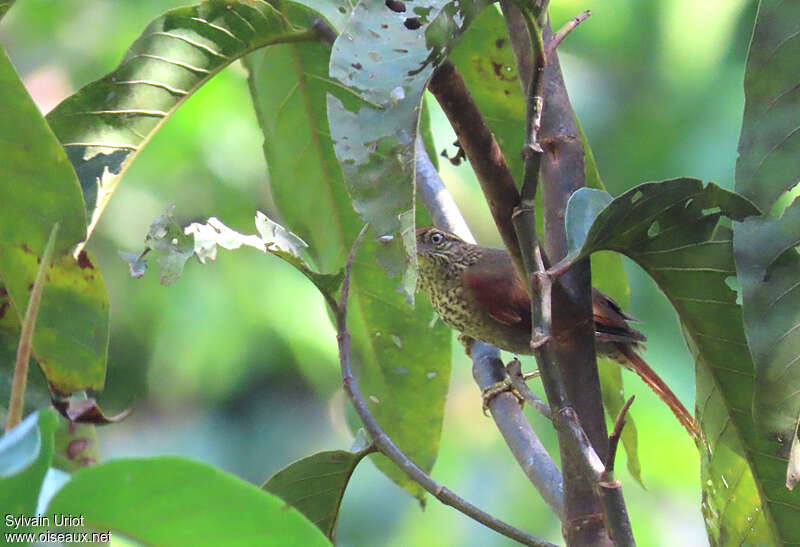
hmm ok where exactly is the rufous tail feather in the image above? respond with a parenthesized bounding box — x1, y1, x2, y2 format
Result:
(616, 343, 700, 440)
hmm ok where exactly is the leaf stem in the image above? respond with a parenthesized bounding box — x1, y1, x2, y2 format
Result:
(6, 223, 59, 432)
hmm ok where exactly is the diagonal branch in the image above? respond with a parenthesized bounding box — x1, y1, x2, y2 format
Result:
(416, 135, 565, 520)
(335, 225, 556, 547)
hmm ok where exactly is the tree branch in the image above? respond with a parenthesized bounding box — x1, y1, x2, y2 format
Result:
(501, 4, 634, 545)
(471, 341, 564, 520)
(415, 135, 566, 522)
(336, 225, 555, 547)
(428, 61, 526, 282)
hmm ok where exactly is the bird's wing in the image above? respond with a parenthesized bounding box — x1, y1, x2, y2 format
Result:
(461, 249, 532, 330)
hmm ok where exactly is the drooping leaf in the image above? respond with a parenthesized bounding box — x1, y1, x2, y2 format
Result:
(735, 0, 800, 214)
(0, 45, 86, 256)
(0, 410, 58, 536)
(44, 457, 330, 546)
(46, 0, 319, 241)
(263, 445, 373, 540)
(733, 0, 800, 502)
(245, 11, 451, 502)
(327, 0, 491, 298)
(563, 179, 794, 545)
(734, 202, 800, 487)
(0, 247, 109, 393)
(0, 44, 106, 393)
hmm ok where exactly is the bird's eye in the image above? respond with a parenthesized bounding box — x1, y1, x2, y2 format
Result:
(430, 231, 444, 245)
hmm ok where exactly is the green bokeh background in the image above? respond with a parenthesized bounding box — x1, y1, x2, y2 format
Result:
(0, 1, 757, 544)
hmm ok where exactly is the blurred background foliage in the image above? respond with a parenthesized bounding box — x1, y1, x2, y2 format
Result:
(0, 0, 758, 544)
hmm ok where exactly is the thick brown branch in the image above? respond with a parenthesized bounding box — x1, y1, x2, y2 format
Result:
(428, 61, 525, 281)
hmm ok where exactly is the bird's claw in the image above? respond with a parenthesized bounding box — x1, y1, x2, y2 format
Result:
(530, 333, 551, 350)
(481, 377, 525, 416)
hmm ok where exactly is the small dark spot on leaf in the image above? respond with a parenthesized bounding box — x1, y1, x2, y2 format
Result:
(77, 250, 94, 269)
(381, 23, 388, 29)
(21, 243, 31, 253)
(386, 0, 406, 12)
(394, 48, 409, 54)
(504, 89, 510, 95)
(404, 17, 421, 30)
(351, 62, 363, 70)
(27, 283, 33, 291)
(37, 256, 41, 264)
(338, 5, 347, 13)
(67, 439, 89, 459)
(495, 38, 506, 48)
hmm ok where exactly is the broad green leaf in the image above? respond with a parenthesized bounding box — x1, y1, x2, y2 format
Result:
(734, 203, 800, 484)
(46, 0, 318, 241)
(0, 42, 86, 255)
(263, 445, 372, 540)
(0, 410, 58, 536)
(0, 248, 109, 393)
(245, 15, 451, 501)
(0, 44, 105, 393)
(44, 456, 330, 546)
(564, 180, 791, 545)
(735, 0, 800, 213)
(327, 0, 491, 298)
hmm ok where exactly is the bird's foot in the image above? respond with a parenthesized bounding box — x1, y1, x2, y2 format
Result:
(458, 334, 475, 357)
(530, 333, 551, 350)
(481, 377, 525, 416)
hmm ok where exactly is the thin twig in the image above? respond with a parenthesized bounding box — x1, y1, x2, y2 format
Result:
(335, 227, 555, 547)
(6, 223, 59, 432)
(545, 10, 591, 59)
(506, 359, 552, 420)
(605, 396, 635, 475)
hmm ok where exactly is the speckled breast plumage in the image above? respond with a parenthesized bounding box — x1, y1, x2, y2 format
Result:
(417, 247, 532, 354)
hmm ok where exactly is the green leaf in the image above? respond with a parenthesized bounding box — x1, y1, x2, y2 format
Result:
(0, 248, 109, 393)
(44, 456, 330, 546)
(735, 0, 800, 214)
(263, 445, 372, 540)
(564, 179, 792, 545)
(46, 0, 318, 241)
(0, 409, 58, 536)
(245, 19, 451, 502)
(327, 0, 491, 298)
(0, 44, 86, 255)
(734, 203, 800, 478)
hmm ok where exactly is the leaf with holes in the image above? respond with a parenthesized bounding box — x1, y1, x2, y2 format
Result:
(245, 9, 451, 502)
(563, 179, 794, 545)
(327, 0, 491, 298)
(263, 445, 372, 540)
(46, 0, 320, 242)
(734, 202, 800, 488)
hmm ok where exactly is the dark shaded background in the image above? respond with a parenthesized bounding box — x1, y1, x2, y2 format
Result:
(0, 1, 757, 544)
